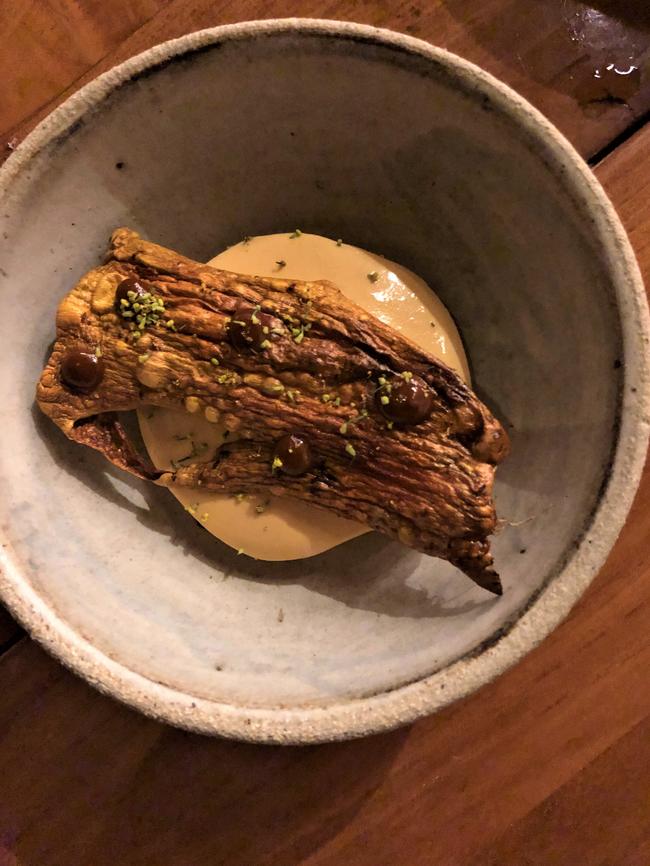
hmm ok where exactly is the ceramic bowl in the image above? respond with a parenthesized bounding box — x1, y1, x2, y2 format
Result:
(0, 20, 648, 744)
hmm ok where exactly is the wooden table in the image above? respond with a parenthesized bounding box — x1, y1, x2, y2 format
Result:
(2, 3, 650, 864)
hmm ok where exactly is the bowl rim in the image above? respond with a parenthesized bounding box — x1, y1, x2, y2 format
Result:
(1, 18, 648, 744)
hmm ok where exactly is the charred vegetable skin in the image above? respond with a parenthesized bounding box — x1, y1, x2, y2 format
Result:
(37, 228, 510, 593)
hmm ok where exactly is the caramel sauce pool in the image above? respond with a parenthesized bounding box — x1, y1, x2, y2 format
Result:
(138, 233, 470, 560)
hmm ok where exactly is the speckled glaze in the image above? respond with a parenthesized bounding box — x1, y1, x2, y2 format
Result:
(0, 20, 648, 744)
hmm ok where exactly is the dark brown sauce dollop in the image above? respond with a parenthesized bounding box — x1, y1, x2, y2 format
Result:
(376, 374, 434, 426)
(229, 304, 276, 352)
(273, 433, 314, 476)
(60, 349, 105, 392)
(115, 276, 147, 309)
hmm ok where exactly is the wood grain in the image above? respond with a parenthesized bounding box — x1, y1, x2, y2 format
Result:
(467, 715, 650, 866)
(2, 1, 650, 160)
(0, 0, 168, 141)
(2, 3, 650, 865)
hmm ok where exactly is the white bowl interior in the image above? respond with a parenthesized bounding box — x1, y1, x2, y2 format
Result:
(0, 29, 625, 712)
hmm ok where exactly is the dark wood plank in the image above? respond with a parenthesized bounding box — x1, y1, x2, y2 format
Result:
(467, 714, 650, 866)
(613, 837, 650, 866)
(2, 0, 650, 161)
(599, 115, 650, 254)
(0, 0, 168, 144)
